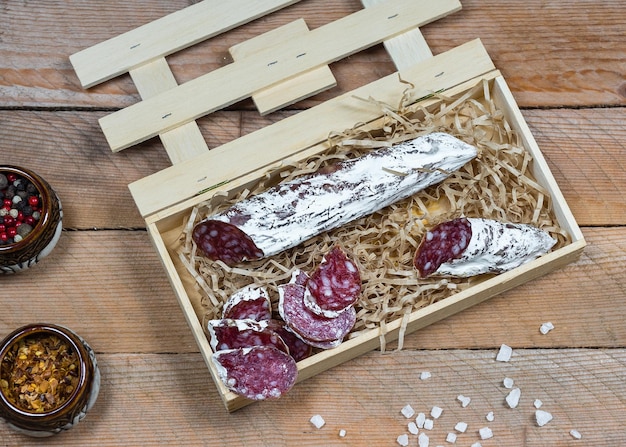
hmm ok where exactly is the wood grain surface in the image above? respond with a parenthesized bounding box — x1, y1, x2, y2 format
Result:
(1, 0, 624, 445)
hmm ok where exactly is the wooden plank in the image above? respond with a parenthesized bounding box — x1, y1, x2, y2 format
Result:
(229, 19, 337, 115)
(69, 0, 303, 88)
(129, 38, 492, 217)
(98, 0, 462, 152)
(361, 0, 433, 69)
(0, 228, 623, 356)
(130, 58, 209, 164)
(1, 349, 625, 445)
(0, 106, 622, 229)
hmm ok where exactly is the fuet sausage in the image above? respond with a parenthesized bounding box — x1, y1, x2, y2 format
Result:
(193, 132, 478, 265)
(414, 217, 557, 278)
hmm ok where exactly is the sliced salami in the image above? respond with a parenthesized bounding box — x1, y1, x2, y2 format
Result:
(193, 132, 478, 265)
(212, 346, 298, 400)
(278, 282, 356, 344)
(414, 217, 557, 278)
(222, 284, 272, 321)
(207, 319, 288, 354)
(266, 319, 313, 362)
(305, 246, 361, 318)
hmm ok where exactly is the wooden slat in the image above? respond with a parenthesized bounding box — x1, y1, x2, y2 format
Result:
(69, 0, 303, 88)
(128, 38, 493, 217)
(129, 57, 209, 164)
(361, 0, 433, 69)
(229, 19, 337, 116)
(98, 0, 462, 152)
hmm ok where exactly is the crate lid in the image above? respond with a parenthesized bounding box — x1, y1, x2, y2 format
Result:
(71, 0, 497, 217)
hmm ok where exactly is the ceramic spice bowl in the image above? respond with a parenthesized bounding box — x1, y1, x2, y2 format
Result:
(0, 323, 100, 437)
(0, 165, 63, 273)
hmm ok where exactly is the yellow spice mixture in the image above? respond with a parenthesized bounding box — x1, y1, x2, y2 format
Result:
(0, 334, 80, 413)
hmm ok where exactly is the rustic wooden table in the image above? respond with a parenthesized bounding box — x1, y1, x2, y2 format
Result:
(1, 1, 625, 445)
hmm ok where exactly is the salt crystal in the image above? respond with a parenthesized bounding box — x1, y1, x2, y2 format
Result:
(408, 422, 419, 435)
(416, 412, 426, 428)
(420, 371, 432, 380)
(534, 399, 543, 409)
(431, 406, 443, 419)
(503, 377, 514, 389)
(496, 344, 513, 362)
(454, 422, 468, 433)
(486, 411, 495, 422)
(446, 432, 457, 443)
(397, 434, 409, 446)
(339, 429, 347, 437)
(506, 388, 521, 408)
(310, 414, 325, 429)
(471, 443, 483, 447)
(401, 404, 416, 419)
(479, 427, 493, 440)
(570, 429, 582, 439)
(424, 419, 434, 430)
(457, 395, 471, 407)
(418, 432, 430, 447)
(535, 410, 553, 427)
(540, 322, 555, 335)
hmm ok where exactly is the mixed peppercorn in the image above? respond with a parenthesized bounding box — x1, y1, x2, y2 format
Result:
(0, 334, 80, 413)
(0, 172, 42, 246)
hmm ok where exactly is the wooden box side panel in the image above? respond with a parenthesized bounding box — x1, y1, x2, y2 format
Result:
(492, 76, 585, 243)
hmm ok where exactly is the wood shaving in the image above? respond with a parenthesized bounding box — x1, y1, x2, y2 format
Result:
(179, 79, 570, 352)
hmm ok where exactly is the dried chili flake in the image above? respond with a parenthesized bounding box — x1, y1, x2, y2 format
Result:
(0, 334, 80, 413)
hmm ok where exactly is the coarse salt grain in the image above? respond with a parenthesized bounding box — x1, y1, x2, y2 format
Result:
(420, 371, 432, 380)
(496, 344, 513, 362)
(540, 322, 555, 335)
(397, 434, 409, 446)
(534, 399, 543, 409)
(503, 377, 514, 389)
(446, 432, 457, 443)
(339, 429, 346, 437)
(418, 432, 429, 447)
(506, 388, 521, 408)
(408, 422, 419, 435)
(416, 412, 426, 428)
(471, 443, 483, 447)
(424, 419, 434, 430)
(402, 404, 416, 418)
(454, 422, 468, 433)
(310, 414, 325, 429)
(535, 410, 553, 427)
(479, 427, 493, 440)
(431, 406, 443, 419)
(570, 429, 582, 439)
(486, 411, 495, 422)
(457, 395, 471, 408)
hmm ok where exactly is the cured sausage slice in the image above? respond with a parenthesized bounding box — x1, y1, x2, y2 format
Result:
(212, 346, 298, 400)
(414, 217, 557, 278)
(207, 319, 289, 354)
(222, 285, 272, 321)
(304, 246, 361, 318)
(266, 319, 313, 362)
(193, 133, 478, 265)
(278, 282, 356, 344)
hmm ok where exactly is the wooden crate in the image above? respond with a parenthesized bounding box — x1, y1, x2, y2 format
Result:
(71, 0, 585, 412)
